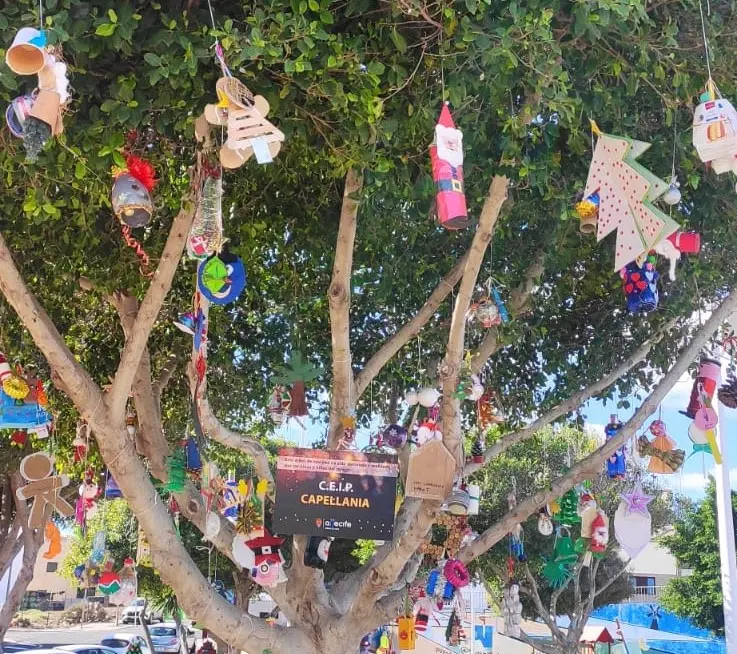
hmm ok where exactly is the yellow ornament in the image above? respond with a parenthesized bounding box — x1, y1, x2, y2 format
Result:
(3, 376, 29, 400)
(574, 198, 598, 219)
(238, 479, 250, 499)
(548, 500, 560, 515)
(256, 479, 269, 497)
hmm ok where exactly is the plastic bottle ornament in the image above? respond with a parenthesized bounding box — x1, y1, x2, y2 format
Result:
(382, 424, 408, 449)
(558, 489, 581, 526)
(467, 484, 481, 516)
(654, 231, 701, 281)
(605, 415, 626, 480)
(692, 87, 737, 166)
(418, 387, 441, 408)
(187, 172, 224, 259)
(447, 487, 470, 515)
(6, 95, 35, 138)
(662, 177, 681, 205)
(126, 407, 137, 437)
(621, 256, 659, 314)
(590, 511, 609, 555)
(174, 312, 196, 336)
(112, 156, 156, 228)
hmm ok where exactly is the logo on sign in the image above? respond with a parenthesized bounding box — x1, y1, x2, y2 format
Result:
(324, 519, 351, 531)
(315, 518, 323, 528)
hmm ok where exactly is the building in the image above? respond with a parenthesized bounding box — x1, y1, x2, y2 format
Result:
(626, 531, 691, 602)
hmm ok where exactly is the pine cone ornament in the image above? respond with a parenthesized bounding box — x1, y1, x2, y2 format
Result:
(719, 377, 737, 409)
(471, 438, 484, 463)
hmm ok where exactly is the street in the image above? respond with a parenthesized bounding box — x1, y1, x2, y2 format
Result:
(5, 623, 146, 647)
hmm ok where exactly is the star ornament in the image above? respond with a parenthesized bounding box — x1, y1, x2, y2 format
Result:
(620, 483, 653, 516)
(584, 129, 680, 271)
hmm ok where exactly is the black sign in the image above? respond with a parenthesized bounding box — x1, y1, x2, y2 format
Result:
(273, 447, 399, 540)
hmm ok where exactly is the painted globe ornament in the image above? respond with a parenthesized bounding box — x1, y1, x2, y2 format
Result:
(112, 156, 156, 228)
(382, 424, 408, 449)
(418, 387, 441, 408)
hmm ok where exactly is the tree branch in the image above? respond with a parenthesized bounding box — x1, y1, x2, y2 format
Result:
(187, 363, 274, 487)
(458, 288, 737, 563)
(463, 318, 676, 477)
(469, 250, 546, 375)
(327, 168, 363, 449)
(108, 167, 201, 421)
(441, 175, 509, 464)
(594, 558, 630, 599)
(520, 564, 565, 641)
(154, 353, 179, 406)
(354, 254, 468, 398)
(0, 233, 103, 419)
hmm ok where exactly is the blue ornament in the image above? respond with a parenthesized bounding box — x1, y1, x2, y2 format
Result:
(185, 437, 202, 472)
(622, 261, 659, 313)
(605, 415, 626, 479)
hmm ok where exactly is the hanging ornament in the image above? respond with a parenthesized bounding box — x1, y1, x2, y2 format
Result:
(163, 450, 187, 493)
(16, 452, 74, 528)
(244, 529, 286, 587)
(502, 582, 522, 638)
(417, 387, 441, 408)
(5, 94, 34, 138)
(185, 437, 202, 474)
(575, 191, 599, 234)
(557, 489, 581, 526)
(467, 484, 481, 516)
(719, 376, 737, 408)
(446, 485, 471, 516)
(79, 468, 100, 517)
(537, 508, 554, 536)
(637, 420, 684, 474)
(110, 557, 137, 606)
(614, 482, 653, 558)
(470, 437, 484, 463)
(382, 424, 408, 449)
(412, 590, 435, 633)
(126, 406, 137, 438)
(578, 491, 599, 538)
(10, 430, 26, 447)
(104, 471, 123, 499)
(604, 415, 626, 479)
(397, 615, 416, 651)
(661, 176, 681, 205)
(267, 386, 291, 425)
(652, 231, 701, 282)
(621, 254, 659, 314)
(197, 251, 247, 305)
(98, 560, 122, 596)
(338, 414, 357, 450)
(681, 358, 721, 419)
(692, 82, 737, 175)
(590, 511, 609, 556)
(187, 168, 224, 259)
(430, 103, 468, 230)
(542, 529, 578, 588)
(73, 422, 89, 462)
(42, 521, 62, 559)
(581, 123, 680, 270)
(271, 351, 323, 418)
(112, 155, 156, 228)
(445, 609, 466, 647)
(304, 536, 332, 569)
(136, 528, 153, 567)
(477, 391, 504, 429)
(405, 389, 419, 406)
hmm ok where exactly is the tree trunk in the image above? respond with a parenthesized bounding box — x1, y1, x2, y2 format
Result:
(0, 524, 43, 641)
(172, 610, 189, 654)
(140, 600, 156, 654)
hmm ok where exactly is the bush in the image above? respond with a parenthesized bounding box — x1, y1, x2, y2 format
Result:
(61, 603, 108, 625)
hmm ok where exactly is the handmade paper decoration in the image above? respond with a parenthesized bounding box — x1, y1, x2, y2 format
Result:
(304, 536, 332, 569)
(604, 415, 626, 479)
(406, 440, 455, 501)
(589, 511, 609, 556)
(197, 252, 246, 305)
(110, 557, 137, 606)
(201, 76, 285, 168)
(654, 231, 701, 281)
(112, 155, 156, 228)
(267, 386, 291, 425)
(188, 169, 224, 259)
(430, 103, 468, 230)
(692, 82, 737, 176)
(16, 453, 74, 529)
(397, 616, 416, 651)
(412, 591, 435, 633)
(42, 521, 61, 559)
(98, 561, 122, 595)
(637, 420, 684, 474)
(581, 125, 680, 270)
(271, 351, 323, 418)
(243, 529, 286, 587)
(681, 358, 720, 419)
(502, 583, 523, 638)
(543, 530, 577, 588)
(419, 514, 468, 560)
(557, 489, 581, 526)
(621, 255, 659, 314)
(614, 482, 653, 558)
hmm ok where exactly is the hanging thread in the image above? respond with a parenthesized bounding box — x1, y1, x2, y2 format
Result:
(120, 225, 153, 278)
(698, 0, 713, 84)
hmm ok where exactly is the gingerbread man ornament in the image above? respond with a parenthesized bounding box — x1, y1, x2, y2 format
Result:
(16, 453, 74, 529)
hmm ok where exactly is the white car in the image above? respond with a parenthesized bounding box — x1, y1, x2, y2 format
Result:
(148, 623, 195, 654)
(100, 634, 151, 654)
(121, 598, 163, 625)
(57, 646, 120, 654)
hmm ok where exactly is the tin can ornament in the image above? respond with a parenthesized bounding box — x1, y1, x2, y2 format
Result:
(430, 103, 469, 230)
(621, 255, 659, 313)
(112, 155, 157, 228)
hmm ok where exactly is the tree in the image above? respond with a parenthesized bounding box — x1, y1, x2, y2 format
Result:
(1, 0, 737, 652)
(660, 479, 737, 636)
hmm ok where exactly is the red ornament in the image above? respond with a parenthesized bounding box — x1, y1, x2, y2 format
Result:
(125, 155, 157, 192)
(430, 104, 469, 230)
(11, 430, 26, 447)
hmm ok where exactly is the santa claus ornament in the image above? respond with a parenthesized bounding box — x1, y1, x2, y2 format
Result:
(430, 103, 469, 230)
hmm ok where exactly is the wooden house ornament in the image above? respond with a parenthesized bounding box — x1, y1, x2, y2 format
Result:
(405, 440, 456, 501)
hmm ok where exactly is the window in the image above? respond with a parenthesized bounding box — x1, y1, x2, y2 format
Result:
(102, 640, 130, 649)
(45, 562, 58, 573)
(633, 576, 656, 595)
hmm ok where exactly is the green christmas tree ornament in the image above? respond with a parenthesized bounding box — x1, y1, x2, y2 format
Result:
(557, 489, 581, 526)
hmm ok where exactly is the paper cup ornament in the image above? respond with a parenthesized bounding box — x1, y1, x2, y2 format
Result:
(614, 483, 653, 558)
(112, 156, 156, 228)
(621, 256, 659, 313)
(6, 28, 47, 75)
(197, 252, 246, 305)
(430, 103, 469, 230)
(693, 84, 737, 171)
(583, 124, 680, 270)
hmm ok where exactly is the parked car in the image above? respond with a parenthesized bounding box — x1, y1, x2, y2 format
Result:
(121, 598, 163, 625)
(57, 645, 119, 654)
(149, 623, 195, 654)
(99, 634, 151, 654)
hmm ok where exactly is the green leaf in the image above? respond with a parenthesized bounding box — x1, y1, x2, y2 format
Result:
(144, 52, 161, 67)
(390, 28, 407, 54)
(308, 0, 320, 11)
(108, 9, 118, 23)
(95, 23, 117, 37)
(320, 10, 334, 24)
(367, 60, 384, 75)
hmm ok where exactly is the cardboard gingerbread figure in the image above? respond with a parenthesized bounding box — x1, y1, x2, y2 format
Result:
(16, 452, 74, 529)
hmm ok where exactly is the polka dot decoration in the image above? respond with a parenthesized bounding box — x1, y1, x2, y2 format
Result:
(583, 132, 680, 271)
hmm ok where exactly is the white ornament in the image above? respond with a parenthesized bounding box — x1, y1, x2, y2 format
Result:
(204, 512, 221, 540)
(614, 500, 651, 558)
(435, 124, 464, 167)
(232, 534, 256, 569)
(689, 421, 709, 445)
(662, 179, 681, 206)
(405, 390, 419, 406)
(418, 388, 441, 408)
